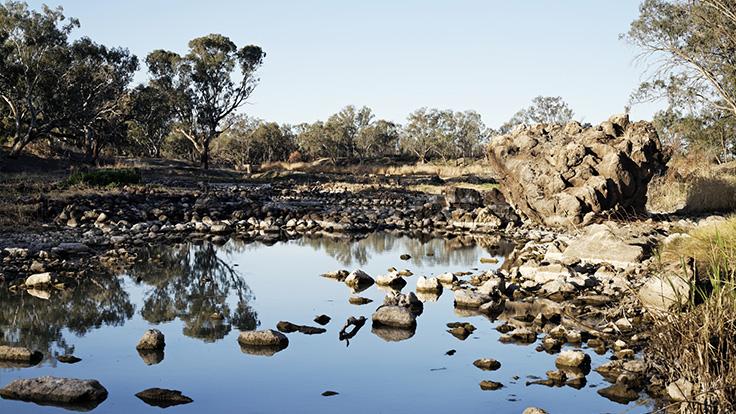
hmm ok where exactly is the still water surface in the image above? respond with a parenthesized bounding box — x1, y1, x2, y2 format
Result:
(0, 234, 652, 413)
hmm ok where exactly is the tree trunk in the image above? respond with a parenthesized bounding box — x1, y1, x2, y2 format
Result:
(201, 143, 210, 170)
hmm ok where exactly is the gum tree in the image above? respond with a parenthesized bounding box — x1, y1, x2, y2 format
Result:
(146, 34, 265, 169)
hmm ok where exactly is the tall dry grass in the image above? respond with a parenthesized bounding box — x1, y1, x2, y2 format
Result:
(648, 218, 736, 412)
(259, 158, 492, 178)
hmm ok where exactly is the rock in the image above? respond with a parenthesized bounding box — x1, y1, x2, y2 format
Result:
(136, 329, 165, 351)
(500, 327, 537, 344)
(399, 254, 411, 260)
(487, 114, 666, 227)
(238, 329, 289, 347)
(0, 345, 42, 365)
(666, 378, 694, 402)
(0, 377, 108, 409)
(321, 390, 339, 397)
(54, 242, 90, 254)
(322, 270, 349, 281)
(135, 388, 193, 408)
(444, 186, 483, 208)
(24, 272, 52, 287)
(57, 355, 81, 364)
(598, 383, 640, 404)
(416, 276, 442, 292)
(479, 380, 503, 390)
(555, 350, 591, 369)
(349, 296, 373, 305)
(522, 408, 549, 414)
(344, 269, 374, 287)
(372, 305, 416, 328)
(276, 321, 326, 335)
(639, 274, 691, 311)
(453, 289, 491, 308)
(314, 314, 331, 325)
(562, 224, 644, 269)
(437, 272, 457, 284)
(473, 358, 501, 371)
(376, 272, 406, 288)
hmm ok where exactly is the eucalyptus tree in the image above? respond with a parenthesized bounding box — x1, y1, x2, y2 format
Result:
(146, 34, 265, 169)
(63, 37, 138, 161)
(499, 96, 575, 134)
(0, 1, 78, 157)
(402, 108, 489, 162)
(128, 84, 175, 157)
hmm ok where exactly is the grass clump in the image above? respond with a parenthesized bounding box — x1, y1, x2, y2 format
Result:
(66, 168, 141, 187)
(648, 217, 736, 412)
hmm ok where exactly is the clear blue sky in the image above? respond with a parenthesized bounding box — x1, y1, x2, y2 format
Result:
(28, 0, 662, 127)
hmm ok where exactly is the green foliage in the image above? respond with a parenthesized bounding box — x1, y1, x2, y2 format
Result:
(653, 107, 736, 161)
(401, 108, 489, 162)
(295, 105, 400, 162)
(146, 34, 266, 169)
(66, 168, 141, 187)
(213, 116, 296, 167)
(499, 96, 575, 134)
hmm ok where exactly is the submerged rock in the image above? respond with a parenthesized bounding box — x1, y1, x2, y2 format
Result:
(597, 383, 640, 404)
(136, 329, 165, 351)
(0, 376, 108, 410)
(371, 325, 416, 342)
(349, 296, 373, 305)
(135, 388, 193, 408)
(276, 321, 326, 335)
(479, 380, 503, 390)
(137, 349, 164, 365)
(314, 314, 331, 325)
(57, 355, 82, 364)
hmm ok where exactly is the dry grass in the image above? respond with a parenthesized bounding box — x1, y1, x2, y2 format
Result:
(647, 156, 736, 214)
(260, 159, 493, 179)
(408, 182, 499, 195)
(649, 217, 736, 412)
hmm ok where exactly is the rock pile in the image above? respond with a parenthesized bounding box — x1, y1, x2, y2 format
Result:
(487, 114, 667, 227)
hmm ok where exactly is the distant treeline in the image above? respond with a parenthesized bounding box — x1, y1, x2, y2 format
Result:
(0, 2, 577, 169)
(3, 0, 733, 168)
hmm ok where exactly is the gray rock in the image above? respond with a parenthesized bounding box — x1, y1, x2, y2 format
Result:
(344, 269, 374, 287)
(667, 378, 694, 402)
(473, 358, 501, 371)
(0, 376, 108, 409)
(562, 224, 644, 269)
(416, 276, 442, 292)
(238, 329, 289, 347)
(136, 329, 165, 351)
(522, 408, 549, 414)
(638, 274, 690, 312)
(372, 305, 416, 328)
(453, 289, 491, 308)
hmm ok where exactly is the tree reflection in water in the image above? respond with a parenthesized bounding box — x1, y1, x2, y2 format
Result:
(0, 276, 134, 361)
(127, 242, 259, 343)
(294, 233, 514, 268)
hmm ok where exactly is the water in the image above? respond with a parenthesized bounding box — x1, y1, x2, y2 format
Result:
(0, 233, 653, 413)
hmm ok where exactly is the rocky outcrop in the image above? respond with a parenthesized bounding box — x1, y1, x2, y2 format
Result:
(0, 377, 108, 410)
(487, 114, 666, 227)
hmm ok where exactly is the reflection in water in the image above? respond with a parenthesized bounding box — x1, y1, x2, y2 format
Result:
(0, 276, 134, 361)
(127, 243, 259, 343)
(294, 233, 514, 268)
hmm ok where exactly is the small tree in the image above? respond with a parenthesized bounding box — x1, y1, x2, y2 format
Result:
(402, 108, 488, 162)
(146, 34, 265, 169)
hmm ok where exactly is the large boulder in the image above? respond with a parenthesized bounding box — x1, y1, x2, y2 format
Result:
(487, 115, 666, 227)
(0, 377, 108, 409)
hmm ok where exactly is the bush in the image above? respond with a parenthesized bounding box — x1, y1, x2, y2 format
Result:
(649, 218, 736, 412)
(66, 168, 141, 187)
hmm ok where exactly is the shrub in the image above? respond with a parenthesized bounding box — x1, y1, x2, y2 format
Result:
(66, 168, 141, 187)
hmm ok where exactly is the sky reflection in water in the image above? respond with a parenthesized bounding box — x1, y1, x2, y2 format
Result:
(0, 233, 652, 413)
